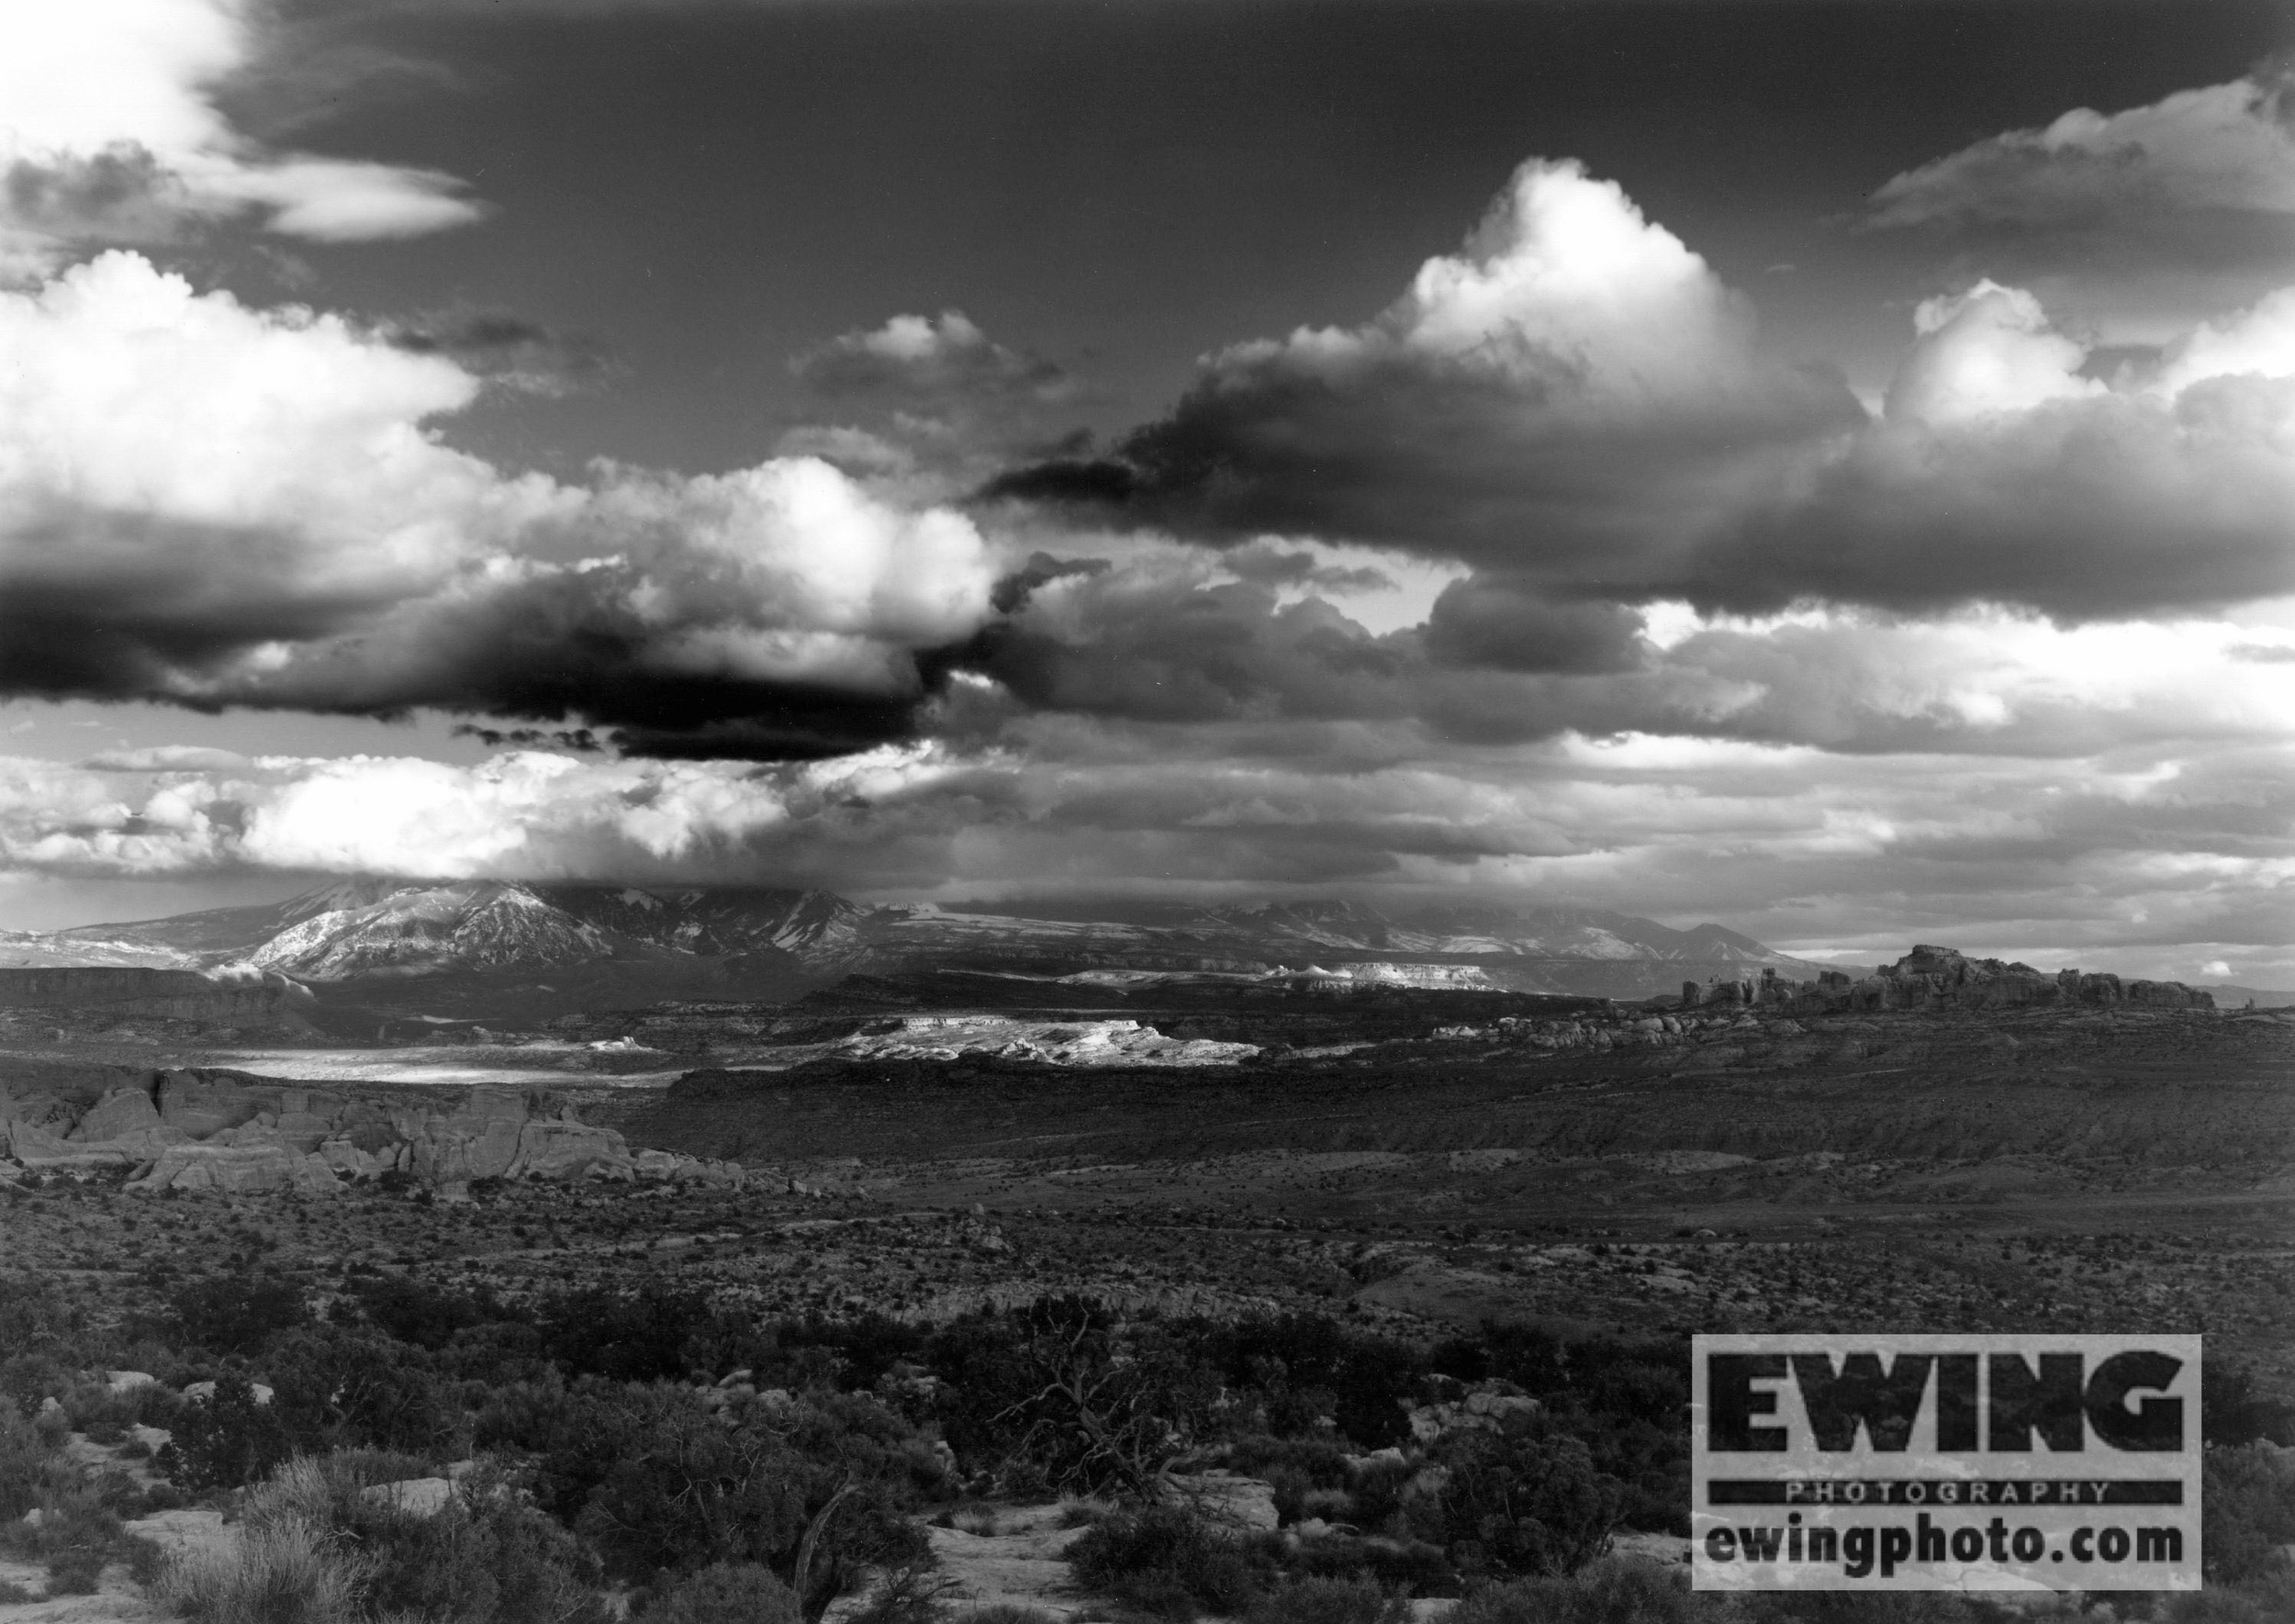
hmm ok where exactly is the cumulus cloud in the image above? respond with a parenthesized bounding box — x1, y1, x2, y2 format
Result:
(793, 310, 1071, 407)
(1883, 281, 2102, 424)
(783, 309, 1083, 489)
(1864, 69, 2295, 341)
(0, 0, 481, 272)
(2156, 284, 2295, 393)
(1681, 280, 2295, 619)
(1868, 70, 2295, 230)
(0, 252, 1001, 756)
(989, 159, 1862, 578)
(989, 155, 2295, 625)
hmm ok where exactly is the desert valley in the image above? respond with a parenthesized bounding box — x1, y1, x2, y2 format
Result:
(1, 882, 2290, 1623)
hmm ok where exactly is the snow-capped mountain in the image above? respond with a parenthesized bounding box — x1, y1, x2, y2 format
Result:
(22, 880, 863, 981)
(9, 879, 1834, 997)
(246, 882, 618, 980)
(544, 886, 865, 958)
(1192, 900, 1795, 963)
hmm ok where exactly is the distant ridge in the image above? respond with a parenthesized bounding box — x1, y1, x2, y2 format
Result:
(2204, 984, 2295, 1010)
(0, 879, 1873, 1002)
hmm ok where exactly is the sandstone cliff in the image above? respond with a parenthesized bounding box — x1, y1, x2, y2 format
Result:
(1681, 945, 2214, 1015)
(0, 1067, 743, 1196)
(0, 966, 314, 1027)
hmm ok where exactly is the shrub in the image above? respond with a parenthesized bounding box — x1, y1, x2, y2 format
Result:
(156, 1374, 294, 1491)
(2202, 1441, 2295, 1583)
(473, 1372, 671, 1519)
(0, 1446, 129, 1595)
(232, 1450, 610, 1624)
(948, 1608, 1064, 1624)
(1416, 1425, 1623, 1579)
(268, 1327, 460, 1458)
(841, 1556, 958, 1624)
(1193, 1316, 1419, 1450)
(1286, 1533, 1453, 1596)
(930, 1301, 1225, 1496)
(2163, 1571, 2295, 1624)
(156, 1514, 365, 1624)
(646, 1562, 803, 1624)
(0, 1404, 58, 1518)
(170, 1276, 309, 1355)
(1067, 1505, 1269, 1620)
(2204, 1362, 2295, 1448)
(0, 1277, 84, 1361)
(1248, 1576, 1408, 1624)
(534, 1285, 714, 1383)
(359, 1475, 610, 1624)
(1344, 1457, 1414, 1534)
(1738, 1588, 1982, 1622)
(346, 1276, 509, 1353)
(1451, 1559, 1710, 1624)
(42, 1541, 106, 1596)
(575, 1401, 812, 1580)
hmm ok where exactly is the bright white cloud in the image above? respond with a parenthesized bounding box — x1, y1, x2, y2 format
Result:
(0, 252, 1002, 746)
(1068, 157, 1860, 575)
(0, 745, 973, 880)
(0, 0, 482, 268)
(1376, 158, 1755, 398)
(2156, 285, 2295, 394)
(1885, 280, 2101, 424)
(1202, 157, 1801, 413)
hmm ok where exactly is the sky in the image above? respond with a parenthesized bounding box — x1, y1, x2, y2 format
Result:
(0, 0, 2291, 985)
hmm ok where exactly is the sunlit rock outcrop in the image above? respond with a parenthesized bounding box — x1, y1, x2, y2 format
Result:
(0, 1068, 743, 1194)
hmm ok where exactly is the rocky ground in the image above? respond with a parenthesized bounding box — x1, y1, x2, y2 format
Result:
(5, 1003, 2291, 1383)
(1, 989, 2289, 1621)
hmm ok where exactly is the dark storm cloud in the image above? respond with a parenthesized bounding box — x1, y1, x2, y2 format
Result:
(0, 511, 966, 760)
(1677, 376, 2295, 620)
(1422, 577, 1646, 675)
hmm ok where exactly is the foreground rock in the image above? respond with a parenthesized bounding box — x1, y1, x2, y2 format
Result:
(0, 1069, 744, 1196)
(920, 1506, 1091, 1621)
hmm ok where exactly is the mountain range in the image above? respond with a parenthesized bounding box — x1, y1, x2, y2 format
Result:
(0, 879, 1844, 1003)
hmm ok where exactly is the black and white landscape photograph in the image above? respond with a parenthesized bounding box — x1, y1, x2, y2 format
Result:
(0, 0, 2291, 1618)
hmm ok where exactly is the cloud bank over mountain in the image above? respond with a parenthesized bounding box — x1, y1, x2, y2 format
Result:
(0, 28, 2289, 979)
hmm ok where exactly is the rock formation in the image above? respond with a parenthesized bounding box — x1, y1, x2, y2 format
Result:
(0, 1067, 744, 1196)
(1691, 946, 2213, 1016)
(0, 966, 314, 1026)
